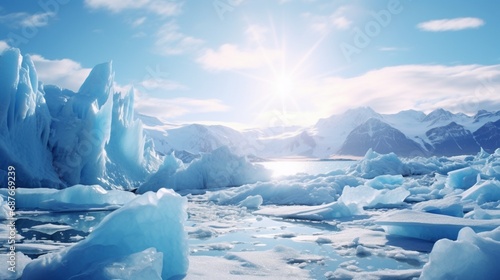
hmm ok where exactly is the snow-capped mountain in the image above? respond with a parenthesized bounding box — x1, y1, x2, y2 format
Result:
(141, 107, 500, 159)
(425, 122, 480, 156)
(337, 118, 426, 157)
(473, 119, 500, 153)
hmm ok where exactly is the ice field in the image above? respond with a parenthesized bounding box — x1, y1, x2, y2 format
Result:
(2, 148, 500, 279)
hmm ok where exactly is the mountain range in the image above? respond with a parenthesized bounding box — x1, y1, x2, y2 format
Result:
(140, 107, 500, 159)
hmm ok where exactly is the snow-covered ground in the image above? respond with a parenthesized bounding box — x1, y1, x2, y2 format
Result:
(2, 148, 500, 279)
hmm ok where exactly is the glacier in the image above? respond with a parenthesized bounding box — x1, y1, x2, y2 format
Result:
(0, 48, 160, 190)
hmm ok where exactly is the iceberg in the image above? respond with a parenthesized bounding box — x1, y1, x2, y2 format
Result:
(0, 48, 160, 190)
(420, 226, 500, 280)
(138, 146, 271, 193)
(22, 188, 189, 280)
(0, 48, 62, 188)
(348, 149, 410, 179)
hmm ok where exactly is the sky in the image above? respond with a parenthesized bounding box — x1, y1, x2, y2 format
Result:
(1, 0, 500, 129)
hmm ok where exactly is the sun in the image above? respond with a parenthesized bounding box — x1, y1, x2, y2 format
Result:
(274, 74, 294, 98)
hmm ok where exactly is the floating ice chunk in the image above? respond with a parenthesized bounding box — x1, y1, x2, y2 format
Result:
(460, 179, 500, 204)
(445, 167, 480, 189)
(420, 226, 500, 280)
(22, 188, 189, 280)
(239, 195, 263, 209)
(348, 149, 409, 179)
(29, 224, 73, 235)
(376, 210, 500, 241)
(254, 202, 353, 221)
(339, 185, 410, 213)
(0, 252, 31, 280)
(139, 146, 271, 193)
(1, 184, 136, 211)
(413, 196, 464, 217)
(104, 247, 163, 280)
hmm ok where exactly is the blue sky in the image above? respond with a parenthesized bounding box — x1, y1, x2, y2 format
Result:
(1, 0, 500, 129)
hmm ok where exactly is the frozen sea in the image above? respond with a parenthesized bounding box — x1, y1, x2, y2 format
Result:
(4, 160, 428, 279)
(4, 150, 500, 279)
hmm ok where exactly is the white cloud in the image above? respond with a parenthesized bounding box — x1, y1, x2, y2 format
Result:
(0, 12, 55, 28)
(84, 0, 182, 17)
(134, 95, 229, 119)
(378, 46, 407, 52)
(154, 21, 204, 55)
(305, 64, 500, 117)
(303, 6, 353, 33)
(197, 44, 282, 71)
(417, 17, 484, 32)
(245, 24, 269, 43)
(132, 17, 146, 27)
(30, 55, 92, 92)
(0, 40, 9, 52)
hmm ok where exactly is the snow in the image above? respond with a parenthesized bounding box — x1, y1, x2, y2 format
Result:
(420, 226, 500, 280)
(0, 184, 136, 211)
(22, 188, 189, 280)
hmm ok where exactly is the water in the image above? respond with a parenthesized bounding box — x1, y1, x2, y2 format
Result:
(260, 160, 356, 178)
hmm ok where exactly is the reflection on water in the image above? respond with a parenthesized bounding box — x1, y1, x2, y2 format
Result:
(260, 160, 356, 178)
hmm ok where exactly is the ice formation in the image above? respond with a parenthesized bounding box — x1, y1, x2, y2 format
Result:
(22, 188, 189, 280)
(420, 226, 500, 280)
(0, 48, 160, 189)
(0, 48, 61, 188)
(138, 146, 271, 193)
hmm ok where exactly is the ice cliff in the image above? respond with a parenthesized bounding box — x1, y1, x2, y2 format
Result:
(0, 48, 160, 189)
